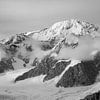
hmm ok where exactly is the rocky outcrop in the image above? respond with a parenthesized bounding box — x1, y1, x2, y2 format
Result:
(14, 56, 57, 82)
(43, 60, 71, 82)
(94, 52, 100, 70)
(56, 60, 99, 87)
(14, 57, 99, 88)
(0, 58, 14, 73)
(14, 56, 70, 82)
(81, 91, 100, 100)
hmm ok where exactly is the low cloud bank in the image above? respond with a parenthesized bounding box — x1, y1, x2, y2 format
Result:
(58, 35, 100, 60)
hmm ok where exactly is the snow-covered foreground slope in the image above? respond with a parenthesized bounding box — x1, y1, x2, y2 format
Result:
(0, 60, 99, 100)
(0, 69, 99, 100)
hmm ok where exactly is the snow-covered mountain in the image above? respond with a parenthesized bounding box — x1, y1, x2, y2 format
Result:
(0, 19, 100, 99)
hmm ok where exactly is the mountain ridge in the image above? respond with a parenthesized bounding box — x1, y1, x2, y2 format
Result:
(0, 19, 100, 87)
(0, 19, 100, 100)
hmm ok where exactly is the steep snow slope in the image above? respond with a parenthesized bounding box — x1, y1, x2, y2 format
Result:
(0, 70, 100, 100)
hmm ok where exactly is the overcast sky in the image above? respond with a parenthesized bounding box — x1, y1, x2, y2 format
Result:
(0, 0, 100, 39)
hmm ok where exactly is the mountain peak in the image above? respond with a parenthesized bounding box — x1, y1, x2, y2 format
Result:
(26, 19, 99, 42)
(0, 19, 99, 46)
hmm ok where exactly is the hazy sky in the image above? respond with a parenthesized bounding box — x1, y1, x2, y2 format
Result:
(0, 0, 100, 39)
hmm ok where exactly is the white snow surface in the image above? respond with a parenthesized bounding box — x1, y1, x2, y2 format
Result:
(0, 67, 99, 100)
(28, 19, 99, 41)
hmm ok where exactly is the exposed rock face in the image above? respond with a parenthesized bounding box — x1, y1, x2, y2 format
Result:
(81, 91, 100, 100)
(56, 60, 99, 87)
(94, 52, 100, 70)
(14, 56, 70, 82)
(0, 58, 14, 73)
(43, 60, 71, 82)
(14, 58, 99, 88)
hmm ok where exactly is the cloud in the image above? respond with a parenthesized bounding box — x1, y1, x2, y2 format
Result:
(57, 35, 100, 60)
(15, 38, 51, 64)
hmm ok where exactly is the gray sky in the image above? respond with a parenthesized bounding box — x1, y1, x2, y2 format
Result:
(0, 0, 100, 39)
